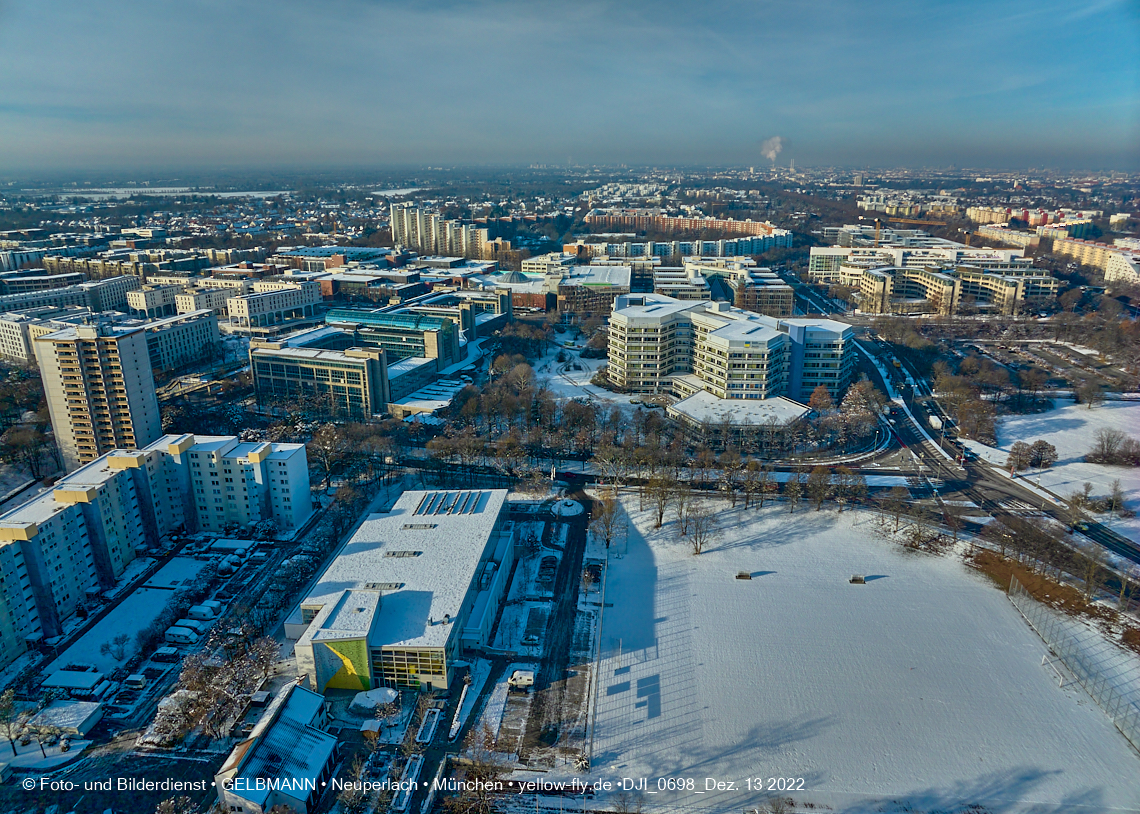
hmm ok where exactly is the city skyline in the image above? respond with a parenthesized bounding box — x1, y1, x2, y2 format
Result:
(0, 0, 1136, 173)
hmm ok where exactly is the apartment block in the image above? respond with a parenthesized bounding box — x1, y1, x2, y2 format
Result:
(584, 209, 782, 238)
(564, 232, 792, 260)
(1105, 252, 1140, 286)
(126, 284, 182, 318)
(34, 323, 163, 472)
(177, 435, 311, 534)
(1054, 237, 1140, 272)
(0, 455, 150, 666)
(0, 434, 313, 670)
(389, 204, 491, 260)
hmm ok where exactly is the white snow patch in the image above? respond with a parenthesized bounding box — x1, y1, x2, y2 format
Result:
(48, 587, 181, 674)
(567, 497, 1140, 813)
(963, 398, 1140, 543)
(553, 499, 584, 517)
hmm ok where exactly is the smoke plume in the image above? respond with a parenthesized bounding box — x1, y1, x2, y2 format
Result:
(761, 136, 783, 163)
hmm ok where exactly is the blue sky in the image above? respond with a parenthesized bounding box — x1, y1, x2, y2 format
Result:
(0, 0, 1136, 172)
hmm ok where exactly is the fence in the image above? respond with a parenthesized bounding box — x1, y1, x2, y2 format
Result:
(1008, 576, 1140, 752)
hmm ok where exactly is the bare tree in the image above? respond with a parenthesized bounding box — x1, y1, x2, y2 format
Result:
(99, 633, 131, 662)
(647, 476, 675, 529)
(885, 485, 910, 532)
(684, 501, 719, 555)
(309, 423, 351, 492)
(154, 797, 199, 814)
(612, 789, 645, 813)
(590, 490, 622, 549)
(444, 724, 510, 814)
(806, 466, 832, 511)
(1081, 549, 1106, 601)
(784, 472, 804, 513)
(674, 488, 691, 536)
(1110, 479, 1126, 516)
(0, 689, 26, 757)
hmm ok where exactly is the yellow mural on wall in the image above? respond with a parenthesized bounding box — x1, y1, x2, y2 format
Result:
(321, 638, 371, 691)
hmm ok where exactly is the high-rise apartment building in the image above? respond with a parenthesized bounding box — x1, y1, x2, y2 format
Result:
(389, 204, 491, 260)
(34, 323, 163, 472)
(0, 433, 313, 670)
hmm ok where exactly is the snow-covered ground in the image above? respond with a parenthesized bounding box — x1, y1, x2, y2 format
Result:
(477, 661, 537, 746)
(142, 557, 207, 590)
(533, 344, 636, 410)
(960, 398, 1140, 543)
(47, 587, 182, 674)
(451, 658, 493, 739)
(557, 498, 1140, 813)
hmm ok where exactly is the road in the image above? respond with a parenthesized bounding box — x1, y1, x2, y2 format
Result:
(859, 344, 1140, 566)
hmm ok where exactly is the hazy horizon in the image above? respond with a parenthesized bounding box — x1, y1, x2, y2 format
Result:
(1, 0, 1137, 174)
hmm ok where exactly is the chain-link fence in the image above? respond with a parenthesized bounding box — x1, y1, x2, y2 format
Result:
(1008, 576, 1140, 752)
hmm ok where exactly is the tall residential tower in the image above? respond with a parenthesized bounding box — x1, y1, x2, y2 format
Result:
(34, 322, 162, 471)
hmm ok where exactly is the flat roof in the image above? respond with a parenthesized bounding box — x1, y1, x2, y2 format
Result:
(561, 265, 631, 286)
(393, 378, 468, 413)
(668, 387, 809, 427)
(296, 489, 507, 651)
(387, 355, 435, 377)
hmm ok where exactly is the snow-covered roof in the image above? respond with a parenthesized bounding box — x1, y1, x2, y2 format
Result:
(668, 388, 809, 427)
(221, 680, 335, 808)
(295, 489, 508, 651)
(29, 700, 102, 733)
(392, 377, 469, 415)
(560, 265, 631, 287)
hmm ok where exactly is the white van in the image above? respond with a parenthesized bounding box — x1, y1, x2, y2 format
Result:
(164, 626, 199, 645)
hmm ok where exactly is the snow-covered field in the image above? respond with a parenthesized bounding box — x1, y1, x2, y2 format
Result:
(961, 398, 1140, 543)
(568, 497, 1140, 813)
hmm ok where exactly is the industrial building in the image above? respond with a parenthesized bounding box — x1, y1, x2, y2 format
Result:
(288, 489, 514, 693)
